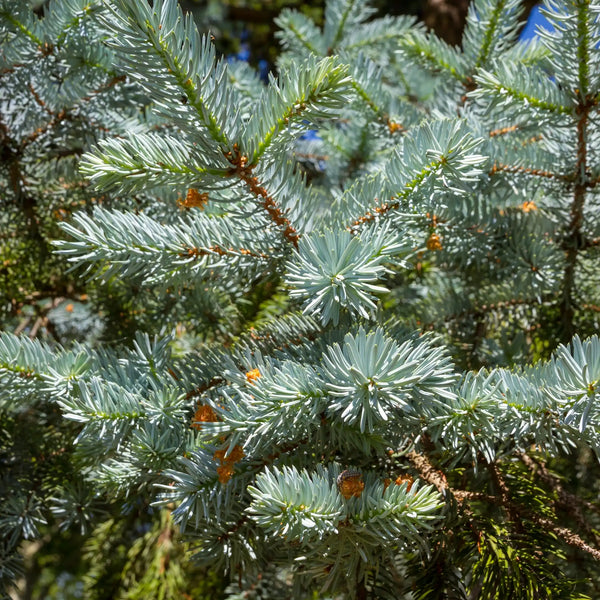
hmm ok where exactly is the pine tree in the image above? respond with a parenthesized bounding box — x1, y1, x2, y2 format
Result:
(2, 0, 600, 598)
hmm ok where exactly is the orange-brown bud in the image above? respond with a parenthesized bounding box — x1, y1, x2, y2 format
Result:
(395, 474, 414, 491)
(246, 368, 261, 384)
(426, 232, 442, 251)
(337, 470, 365, 500)
(178, 188, 208, 210)
(191, 404, 218, 430)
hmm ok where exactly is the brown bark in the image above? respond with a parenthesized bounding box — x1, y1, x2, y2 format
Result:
(423, 0, 470, 45)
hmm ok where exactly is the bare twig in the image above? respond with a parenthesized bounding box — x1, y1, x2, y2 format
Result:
(407, 450, 448, 496)
(534, 516, 600, 561)
(520, 453, 600, 546)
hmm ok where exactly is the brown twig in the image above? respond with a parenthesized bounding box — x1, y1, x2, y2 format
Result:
(14, 317, 32, 336)
(559, 92, 597, 342)
(351, 199, 400, 229)
(22, 75, 125, 150)
(184, 376, 225, 401)
(224, 144, 299, 248)
(407, 450, 448, 496)
(520, 453, 600, 546)
(489, 162, 568, 181)
(28, 83, 53, 115)
(27, 297, 63, 343)
(453, 490, 497, 503)
(180, 245, 269, 260)
(487, 461, 524, 532)
(489, 124, 520, 138)
(533, 516, 600, 561)
(421, 293, 557, 333)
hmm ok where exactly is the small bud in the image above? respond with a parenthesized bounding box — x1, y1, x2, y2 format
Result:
(426, 232, 442, 251)
(216, 464, 234, 484)
(394, 474, 414, 491)
(213, 444, 245, 484)
(246, 368, 261, 384)
(520, 200, 537, 213)
(178, 188, 208, 210)
(191, 404, 218, 430)
(388, 121, 403, 134)
(337, 469, 364, 499)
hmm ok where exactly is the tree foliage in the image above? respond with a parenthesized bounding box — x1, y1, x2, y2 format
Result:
(2, 0, 600, 598)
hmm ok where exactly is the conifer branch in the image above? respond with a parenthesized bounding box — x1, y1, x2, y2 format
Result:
(248, 56, 351, 162)
(145, 28, 229, 146)
(412, 450, 600, 562)
(180, 244, 269, 261)
(453, 490, 497, 503)
(575, 0, 591, 98)
(0, 9, 43, 46)
(282, 21, 322, 56)
(344, 15, 417, 53)
(475, 456, 600, 562)
(348, 75, 403, 134)
(327, 0, 358, 53)
(473, 68, 572, 114)
(401, 35, 468, 83)
(489, 124, 519, 137)
(351, 158, 448, 228)
(474, 0, 509, 69)
(54, 4, 97, 47)
(27, 83, 52, 114)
